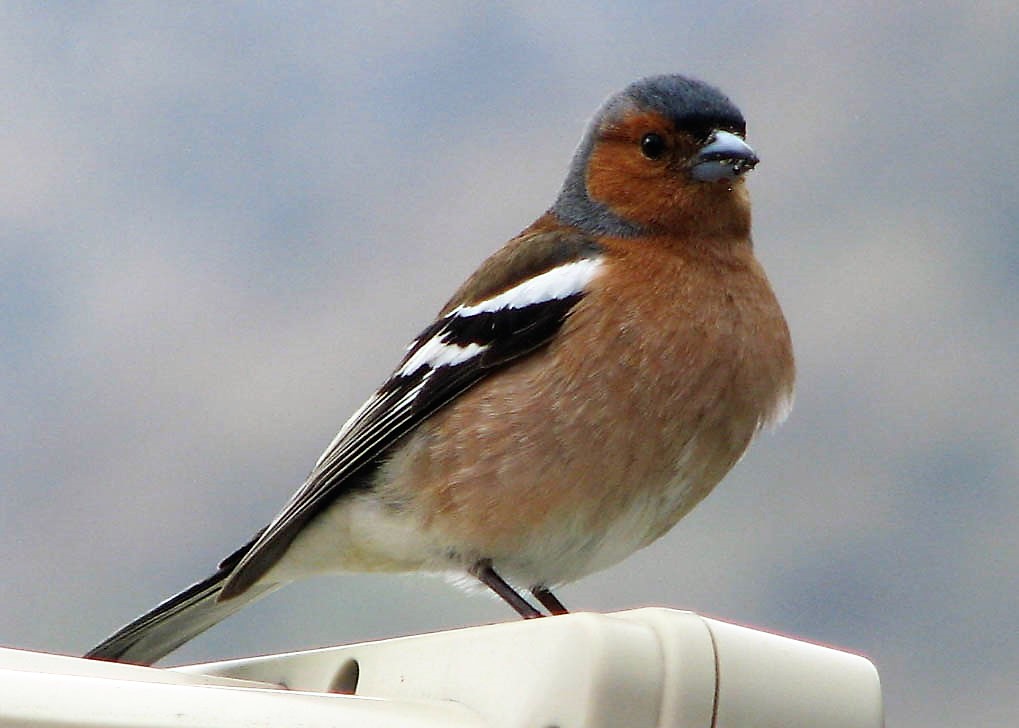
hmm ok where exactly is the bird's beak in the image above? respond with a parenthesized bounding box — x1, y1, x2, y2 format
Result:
(690, 130, 759, 182)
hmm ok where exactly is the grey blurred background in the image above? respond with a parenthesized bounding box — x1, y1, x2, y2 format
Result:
(2, 3, 1016, 726)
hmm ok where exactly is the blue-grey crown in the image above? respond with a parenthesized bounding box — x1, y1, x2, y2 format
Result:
(551, 75, 745, 237)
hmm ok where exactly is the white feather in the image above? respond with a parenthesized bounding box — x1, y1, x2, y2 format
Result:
(398, 336, 488, 377)
(452, 257, 604, 316)
(315, 392, 383, 467)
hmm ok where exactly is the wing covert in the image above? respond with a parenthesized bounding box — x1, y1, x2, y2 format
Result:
(219, 231, 604, 598)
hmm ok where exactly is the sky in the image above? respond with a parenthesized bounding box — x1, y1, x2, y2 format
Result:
(2, 3, 1018, 726)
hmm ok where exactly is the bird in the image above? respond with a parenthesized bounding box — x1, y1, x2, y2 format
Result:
(85, 74, 794, 665)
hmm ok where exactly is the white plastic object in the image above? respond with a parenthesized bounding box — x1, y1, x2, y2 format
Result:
(0, 608, 882, 727)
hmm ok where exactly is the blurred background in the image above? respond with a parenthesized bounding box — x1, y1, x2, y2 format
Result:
(2, 3, 1016, 725)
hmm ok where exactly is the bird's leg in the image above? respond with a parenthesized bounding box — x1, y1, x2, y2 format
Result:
(469, 559, 543, 619)
(531, 586, 569, 615)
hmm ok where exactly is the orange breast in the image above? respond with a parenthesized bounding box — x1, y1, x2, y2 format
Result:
(377, 235, 793, 581)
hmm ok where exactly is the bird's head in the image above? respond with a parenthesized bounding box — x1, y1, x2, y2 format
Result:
(552, 75, 758, 239)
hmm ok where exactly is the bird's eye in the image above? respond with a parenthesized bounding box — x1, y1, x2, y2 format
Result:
(640, 132, 667, 160)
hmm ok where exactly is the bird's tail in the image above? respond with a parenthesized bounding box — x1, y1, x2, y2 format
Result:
(84, 537, 277, 666)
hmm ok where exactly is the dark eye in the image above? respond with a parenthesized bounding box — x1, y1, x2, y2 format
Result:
(640, 132, 667, 160)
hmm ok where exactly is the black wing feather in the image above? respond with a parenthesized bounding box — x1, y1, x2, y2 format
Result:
(220, 235, 601, 599)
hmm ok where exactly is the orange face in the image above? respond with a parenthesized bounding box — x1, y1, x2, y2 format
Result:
(585, 110, 752, 239)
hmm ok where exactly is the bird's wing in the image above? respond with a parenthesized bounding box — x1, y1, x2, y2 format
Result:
(220, 229, 605, 598)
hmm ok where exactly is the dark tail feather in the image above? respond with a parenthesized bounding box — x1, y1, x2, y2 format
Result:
(85, 536, 276, 666)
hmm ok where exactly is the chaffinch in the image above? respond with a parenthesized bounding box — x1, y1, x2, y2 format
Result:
(87, 74, 794, 665)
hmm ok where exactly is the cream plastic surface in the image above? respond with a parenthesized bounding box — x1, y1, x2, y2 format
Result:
(0, 608, 882, 727)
